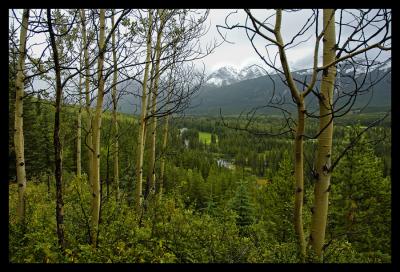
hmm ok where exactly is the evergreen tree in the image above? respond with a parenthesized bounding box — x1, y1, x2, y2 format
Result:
(230, 179, 255, 229)
(328, 127, 391, 255)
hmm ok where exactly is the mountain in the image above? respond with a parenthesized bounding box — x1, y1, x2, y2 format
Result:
(187, 63, 391, 116)
(112, 62, 391, 116)
(205, 66, 239, 87)
(205, 65, 267, 87)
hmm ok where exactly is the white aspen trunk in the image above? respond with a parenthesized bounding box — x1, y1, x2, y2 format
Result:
(14, 9, 29, 224)
(310, 9, 336, 259)
(77, 73, 82, 178)
(158, 86, 172, 196)
(142, 64, 156, 154)
(274, 9, 306, 258)
(294, 100, 306, 258)
(135, 10, 153, 211)
(111, 10, 120, 202)
(147, 10, 165, 197)
(90, 9, 105, 247)
(80, 9, 93, 183)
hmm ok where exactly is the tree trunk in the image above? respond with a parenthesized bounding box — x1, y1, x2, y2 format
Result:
(147, 10, 165, 198)
(90, 8, 106, 247)
(77, 73, 82, 178)
(80, 9, 93, 182)
(106, 143, 110, 199)
(142, 63, 156, 147)
(294, 100, 306, 259)
(141, 61, 157, 201)
(111, 10, 120, 202)
(310, 9, 336, 259)
(135, 10, 153, 211)
(47, 8, 65, 251)
(14, 8, 29, 225)
(274, 9, 306, 258)
(158, 112, 169, 196)
(158, 68, 175, 196)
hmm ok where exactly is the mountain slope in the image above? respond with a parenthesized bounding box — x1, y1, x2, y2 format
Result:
(205, 65, 267, 87)
(113, 64, 391, 116)
(187, 66, 391, 116)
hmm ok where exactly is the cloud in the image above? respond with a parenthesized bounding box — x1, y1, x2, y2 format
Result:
(199, 9, 319, 74)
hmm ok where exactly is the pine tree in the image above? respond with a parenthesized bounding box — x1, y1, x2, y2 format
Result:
(328, 127, 391, 255)
(230, 179, 255, 229)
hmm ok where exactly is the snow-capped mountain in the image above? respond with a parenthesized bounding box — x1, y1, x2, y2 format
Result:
(238, 65, 267, 81)
(336, 59, 391, 76)
(206, 65, 267, 87)
(291, 59, 392, 79)
(377, 58, 391, 72)
(206, 66, 239, 87)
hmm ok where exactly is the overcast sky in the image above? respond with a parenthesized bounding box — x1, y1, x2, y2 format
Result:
(198, 9, 391, 74)
(198, 9, 319, 73)
(10, 9, 391, 77)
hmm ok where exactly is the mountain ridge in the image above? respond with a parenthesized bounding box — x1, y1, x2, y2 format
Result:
(187, 63, 391, 115)
(113, 62, 391, 116)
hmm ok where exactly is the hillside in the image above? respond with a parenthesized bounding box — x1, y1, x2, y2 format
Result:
(113, 65, 391, 116)
(187, 66, 391, 116)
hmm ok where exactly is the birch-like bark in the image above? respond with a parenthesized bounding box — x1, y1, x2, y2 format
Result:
(274, 9, 306, 257)
(147, 9, 165, 198)
(111, 10, 120, 202)
(143, 62, 156, 139)
(80, 9, 93, 182)
(142, 62, 156, 199)
(77, 72, 82, 178)
(90, 9, 106, 247)
(135, 10, 153, 211)
(294, 100, 306, 258)
(14, 8, 29, 225)
(158, 81, 172, 196)
(310, 9, 336, 259)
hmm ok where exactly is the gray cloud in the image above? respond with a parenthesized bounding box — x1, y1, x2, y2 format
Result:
(198, 9, 391, 74)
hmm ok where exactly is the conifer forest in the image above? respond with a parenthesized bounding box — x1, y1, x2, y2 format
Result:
(8, 9, 392, 263)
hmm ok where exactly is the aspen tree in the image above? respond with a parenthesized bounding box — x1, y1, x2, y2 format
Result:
(77, 62, 83, 178)
(135, 10, 153, 211)
(111, 9, 120, 201)
(79, 9, 93, 182)
(90, 8, 106, 247)
(14, 8, 29, 224)
(221, 9, 324, 258)
(47, 8, 65, 250)
(272, 9, 324, 257)
(142, 62, 156, 199)
(310, 9, 336, 259)
(221, 9, 391, 261)
(147, 9, 166, 197)
(274, 9, 306, 258)
(142, 55, 157, 156)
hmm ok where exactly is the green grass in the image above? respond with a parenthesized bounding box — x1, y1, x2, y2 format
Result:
(199, 131, 218, 145)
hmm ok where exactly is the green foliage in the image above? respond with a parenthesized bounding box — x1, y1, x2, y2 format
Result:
(199, 131, 218, 145)
(229, 179, 255, 229)
(9, 182, 60, 263)
(323, 239, 390, 263)
(8, 111, 391, 263)
(254, 152, 296, 242)
(328, 128, 391, 256)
